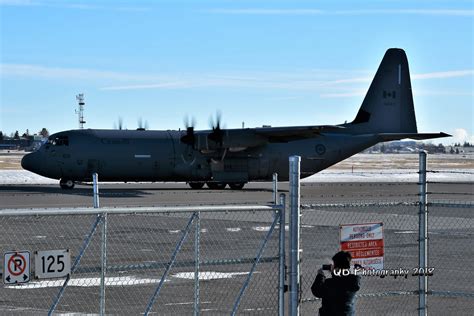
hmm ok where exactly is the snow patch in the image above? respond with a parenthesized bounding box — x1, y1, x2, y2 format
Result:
(0, 170, 57, 184)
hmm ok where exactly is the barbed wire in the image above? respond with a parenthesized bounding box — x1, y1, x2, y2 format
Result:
(427, 170, 474, 175)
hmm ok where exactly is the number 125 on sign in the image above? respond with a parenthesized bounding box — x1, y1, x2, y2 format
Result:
(34, 249, 71, 279)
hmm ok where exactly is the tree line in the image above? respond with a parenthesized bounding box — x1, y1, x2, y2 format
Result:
(0, 128, 50, 140)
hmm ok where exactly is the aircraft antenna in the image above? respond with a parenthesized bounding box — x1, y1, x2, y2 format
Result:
(75, 93, 86, 129)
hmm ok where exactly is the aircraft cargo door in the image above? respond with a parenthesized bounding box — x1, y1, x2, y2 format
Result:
(248, 156, 270, 180)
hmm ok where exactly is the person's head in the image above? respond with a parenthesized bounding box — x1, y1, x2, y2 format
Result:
(332, 251, 352, 269)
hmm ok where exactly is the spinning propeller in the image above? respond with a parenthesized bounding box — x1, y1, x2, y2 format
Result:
(208, 111, 225, 146)
(180, 115, 196, 146)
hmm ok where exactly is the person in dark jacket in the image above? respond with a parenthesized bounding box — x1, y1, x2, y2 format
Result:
(311, 251, 361, 316)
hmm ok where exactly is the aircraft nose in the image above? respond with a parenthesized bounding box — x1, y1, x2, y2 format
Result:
(21, 152, 38, 172)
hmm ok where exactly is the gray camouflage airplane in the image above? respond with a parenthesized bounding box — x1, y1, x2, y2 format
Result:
(22, 48, 449, 189)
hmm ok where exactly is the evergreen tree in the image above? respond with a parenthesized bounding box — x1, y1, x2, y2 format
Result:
(14, 130, 20, 140)
(0, 131, 3, 140)
(39, 128, 50, 138)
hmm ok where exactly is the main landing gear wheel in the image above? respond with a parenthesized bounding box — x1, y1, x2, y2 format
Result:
(229, 182, 245, 190)
(206, 182, 227, 190)
(188, 182, 205, 189)
(59, 178, 75, 190)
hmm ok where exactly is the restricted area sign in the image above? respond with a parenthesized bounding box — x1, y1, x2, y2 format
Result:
(3, 251, 30, 284)
(340, 222, 384, 270)
(34, 249, 71, 279)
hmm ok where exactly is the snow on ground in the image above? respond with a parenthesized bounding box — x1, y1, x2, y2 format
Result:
(302, 169, 473, 183)
(0, 168, 472, 185)
(0, 170, 57, 184)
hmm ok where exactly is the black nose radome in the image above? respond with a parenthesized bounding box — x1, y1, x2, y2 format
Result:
(21, 153, 35, 172)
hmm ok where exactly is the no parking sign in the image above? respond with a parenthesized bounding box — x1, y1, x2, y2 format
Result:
(3, 251, 30, 284)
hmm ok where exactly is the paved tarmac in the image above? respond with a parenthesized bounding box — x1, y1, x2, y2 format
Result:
(0, 181, 472, 209)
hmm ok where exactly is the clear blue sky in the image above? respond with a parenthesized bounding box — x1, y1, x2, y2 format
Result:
(1, 0, 473, 145)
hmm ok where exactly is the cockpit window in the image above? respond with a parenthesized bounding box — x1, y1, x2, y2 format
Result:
(47, 135, 69, 146)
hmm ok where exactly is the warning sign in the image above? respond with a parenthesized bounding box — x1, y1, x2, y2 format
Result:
(340, 223, 384, 270)
(3, 251, 30, 284)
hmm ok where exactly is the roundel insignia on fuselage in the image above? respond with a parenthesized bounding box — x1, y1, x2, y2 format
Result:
(315, 144, 326, 155)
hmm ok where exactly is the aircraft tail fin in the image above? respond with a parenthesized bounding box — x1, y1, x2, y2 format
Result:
(350, 48, 418, 134)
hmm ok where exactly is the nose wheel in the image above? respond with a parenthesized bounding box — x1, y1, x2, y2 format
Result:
(59, 178, 75, 189)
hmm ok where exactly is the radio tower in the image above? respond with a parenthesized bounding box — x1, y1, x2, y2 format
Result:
(76, 94, 86, 129)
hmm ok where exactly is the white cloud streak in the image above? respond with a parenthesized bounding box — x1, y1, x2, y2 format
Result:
(412, 70, 474, 80)
(207, 8, 474, 17)
(0, 0, 149, 11)
(0, 64, 159, 81)
(1, 64, 473, 96)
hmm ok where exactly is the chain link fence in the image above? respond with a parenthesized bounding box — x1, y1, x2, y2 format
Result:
(299, 194, 473, 315)
(0, 206, 284, 315)
(299, 201, 420, 315)
(426, 200, 474, 315)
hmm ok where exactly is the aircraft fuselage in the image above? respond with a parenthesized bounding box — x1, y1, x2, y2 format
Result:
(22, 128, 378, 183)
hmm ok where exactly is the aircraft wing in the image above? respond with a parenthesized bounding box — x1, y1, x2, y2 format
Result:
(253, 125, 345, 142)
(191, 125, 345, 151)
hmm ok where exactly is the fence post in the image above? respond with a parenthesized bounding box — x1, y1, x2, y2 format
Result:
(279, 193, 286, 316)
(194, 211, 200, 316)
(418, 151, 428, 316)
(100, 212, 107, 316)
(93, 173, 107, 316)
(273, 173, 279, 204)
(289, 156, 301, 316)
(93, 173, 100, 208)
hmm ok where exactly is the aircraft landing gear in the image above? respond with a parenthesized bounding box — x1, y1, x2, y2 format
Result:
(59, 178, 75, 190)
(188, 182, 205, 189)
(228, 182, 246, 190)
(206, 182, 227, 190)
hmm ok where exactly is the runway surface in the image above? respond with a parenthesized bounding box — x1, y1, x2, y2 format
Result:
(1, 181, 472, 209)
(0, 182, 472, 315)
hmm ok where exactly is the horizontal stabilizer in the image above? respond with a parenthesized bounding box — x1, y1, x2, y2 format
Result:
(378, 132, 451, 141)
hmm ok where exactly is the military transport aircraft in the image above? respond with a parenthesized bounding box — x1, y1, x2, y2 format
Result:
(21, 48, 449, 189)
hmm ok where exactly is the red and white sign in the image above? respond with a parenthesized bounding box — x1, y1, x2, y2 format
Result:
(340, 222, 384, 270)
(3, 251, 30, 284)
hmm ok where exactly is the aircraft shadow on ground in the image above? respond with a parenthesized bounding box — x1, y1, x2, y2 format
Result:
(0, 185, 286, 198)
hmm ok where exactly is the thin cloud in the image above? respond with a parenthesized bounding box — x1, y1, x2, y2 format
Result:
(0, 0, 149, 11)
(101, 82, 191, 91)
(323, 70, 474, 86)
(412, 70, 474, 80)
(320, 91, 366, 98)
(2, 63, 473, 93)
(0, 64, 159, 81)
(453, 128, 474, 144)
(0, 0, 35, 5)
(207, 8, 474, 17)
